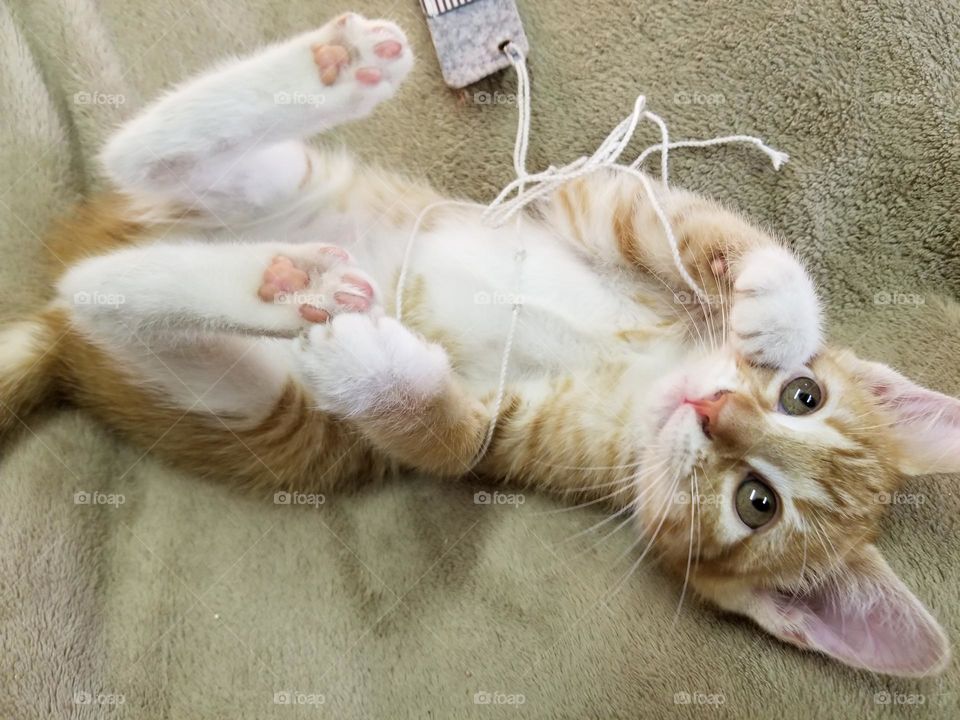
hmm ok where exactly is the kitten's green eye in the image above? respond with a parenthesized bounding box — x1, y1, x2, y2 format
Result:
(735, 476, 778, 529)
(779, 376, 823, 415)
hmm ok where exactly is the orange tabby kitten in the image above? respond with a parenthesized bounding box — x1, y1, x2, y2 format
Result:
(1, 12, 958, 676)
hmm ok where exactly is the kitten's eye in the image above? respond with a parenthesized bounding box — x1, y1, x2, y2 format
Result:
(735, 475, 778, 529)
(779, 376, 823, 415)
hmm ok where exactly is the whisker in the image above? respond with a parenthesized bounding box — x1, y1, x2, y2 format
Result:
(566, 507, 637, 557)
(532, 479, 636, 516)
(612, 469, 682, 568)
(532, 458, 645, 472)
(549, 474, 648, 496)
(563, 472, 674, 556)
(693, 242, 718, 352)
(671, 467, 698, 625)
(693, 466, 703, 583)
(604, 473, 684, 600)
(781, 531, 811, 609)
(631, 254, 708, 348)
(550, 455, 671, 498)
(809, 510, 842, 576)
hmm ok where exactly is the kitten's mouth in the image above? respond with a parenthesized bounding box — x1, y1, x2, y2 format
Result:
(680, 397, 717, 440)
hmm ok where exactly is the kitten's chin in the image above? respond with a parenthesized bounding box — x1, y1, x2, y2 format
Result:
(635, 403, 709, 532)
(657, 404, 708, 474)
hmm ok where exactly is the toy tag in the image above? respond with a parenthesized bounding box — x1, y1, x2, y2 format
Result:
(420, 0, 529, 88)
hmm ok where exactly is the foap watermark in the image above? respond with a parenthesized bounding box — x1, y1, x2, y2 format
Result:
(474, 690, 526, 706)
(474, 290, 525, 306)
(876, 491, 925, 507)
(872, 91, 923, 107)
(74, 491, 125, 508)
(274, 291, 327, 307)
(674, 290, 723, 306)
(674, 690, 725, 706)
(873, 290, 925, 307)
(73, 291, 125, 308)
(74, 690, 125, 706)
(274, 491, 326, 508)
(274, 91, 326, 107)
(273, 690, 325, 706)
(73, 91, 126, 106)
(874, 691, 925, 706)
(473, 90, 518, 106)
(673, 90, 726, 106)
(474, 490, 525, 507)
(672, 491, 723, 507)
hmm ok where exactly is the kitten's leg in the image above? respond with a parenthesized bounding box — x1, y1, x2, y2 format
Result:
(61, 241, 488, 474)
(59, 239, 378, 339)
(100, 13, 414, 221)
(292, 314, 489, 476)
(543, 172, 821, 367)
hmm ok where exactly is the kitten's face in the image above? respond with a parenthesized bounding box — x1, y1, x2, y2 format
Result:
(637, 345, 959, 676)
(644, 347, 895, 585)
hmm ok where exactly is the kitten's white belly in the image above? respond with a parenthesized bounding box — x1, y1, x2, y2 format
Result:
(346, 215, 673, 383)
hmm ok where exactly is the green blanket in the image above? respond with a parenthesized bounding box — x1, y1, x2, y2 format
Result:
(2, 0, 958, 717)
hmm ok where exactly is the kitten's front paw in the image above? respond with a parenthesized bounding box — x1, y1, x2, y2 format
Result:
(307, 14, 413, 112)
(731, 246, 821, 368)
(258, 244, 378, 325)
(294, 314, 450, 417)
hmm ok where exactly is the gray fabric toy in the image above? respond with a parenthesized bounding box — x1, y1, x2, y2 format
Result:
(420, 0, 530, 88)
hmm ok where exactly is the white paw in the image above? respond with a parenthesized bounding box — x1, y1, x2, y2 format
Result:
(294, 314, 450, 417)
(731, 246, 822, 368)
(258, 244, 379, 325)
(303, 13, 413, 118)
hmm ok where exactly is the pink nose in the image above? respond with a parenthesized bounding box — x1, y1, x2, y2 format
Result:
(684, 391, 729, 436)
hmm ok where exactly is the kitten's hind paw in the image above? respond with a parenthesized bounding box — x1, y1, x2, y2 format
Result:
(294, 314, 450, 418)
(258, 245, 378, 325)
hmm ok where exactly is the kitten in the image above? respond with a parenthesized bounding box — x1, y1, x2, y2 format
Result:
(1, 12, 958, 677)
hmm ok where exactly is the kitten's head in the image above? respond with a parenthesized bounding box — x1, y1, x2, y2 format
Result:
(641, 346, 960, 676)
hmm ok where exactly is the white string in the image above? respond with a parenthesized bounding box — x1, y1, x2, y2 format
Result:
(395, 42, 788, 466)
(472, 240, 525, 463)
(482, 93, 648, 228)
(507, 42, 532, 179)
(631, 135, 790, 172)
(395, 198, 470, 323)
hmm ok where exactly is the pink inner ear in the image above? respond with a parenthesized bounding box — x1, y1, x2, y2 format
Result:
(763, 567, 949, 677)
(857, 360, 960, 475)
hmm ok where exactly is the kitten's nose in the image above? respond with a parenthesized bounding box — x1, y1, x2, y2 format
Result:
(684, 391, 729, 438)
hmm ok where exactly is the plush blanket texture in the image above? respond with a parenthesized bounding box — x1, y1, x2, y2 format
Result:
(1, 0, 958, 717)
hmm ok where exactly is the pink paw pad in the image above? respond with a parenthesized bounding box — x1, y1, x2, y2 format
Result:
(334, 273, 374, 311)
(259, 256, 309, 301)
(317, 245, 350, 262)
(312, 44, 350, 86)
(299, 305, 331, 324)
(355, 67, 382, 86)
(374, 40, 403, 59)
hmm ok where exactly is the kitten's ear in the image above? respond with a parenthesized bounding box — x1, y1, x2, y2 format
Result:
(706, 545, 949, 676)
(850, 357, 960, 476)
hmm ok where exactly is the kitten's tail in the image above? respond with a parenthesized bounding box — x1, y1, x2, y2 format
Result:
(0, 311, 63, 440)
